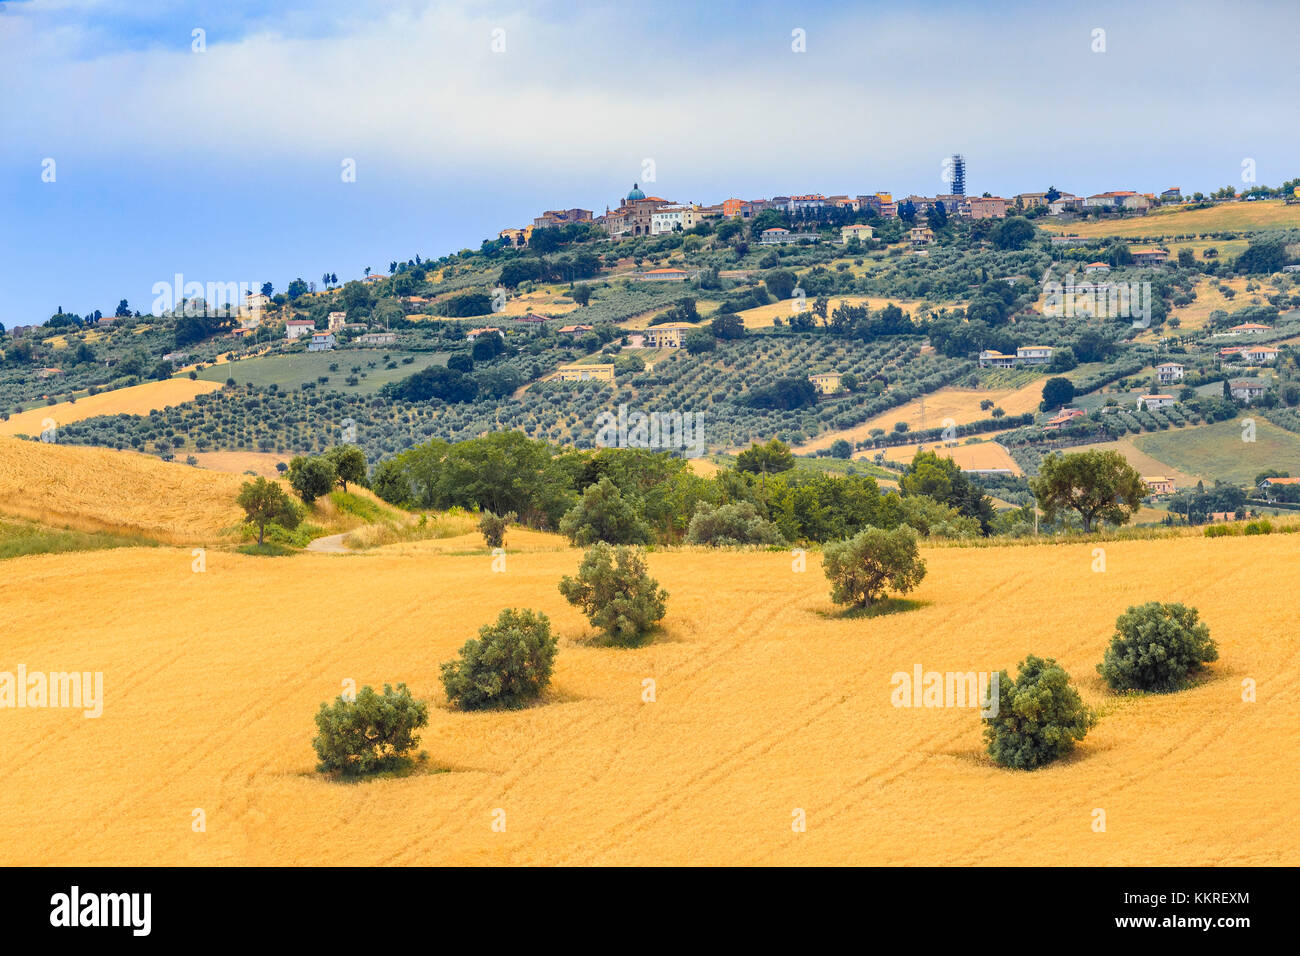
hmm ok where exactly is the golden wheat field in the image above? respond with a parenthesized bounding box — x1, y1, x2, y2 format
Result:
(874, 438, 1021, 474)
(0, 378, 222, 437)
(1039, 199, 1300, 238)
(792, 380, 1042, 457)
(0, 437, 246, 543)
(1, 526, 1297, 866)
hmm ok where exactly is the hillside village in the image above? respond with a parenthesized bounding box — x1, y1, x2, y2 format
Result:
(3, 163, 1300, 533)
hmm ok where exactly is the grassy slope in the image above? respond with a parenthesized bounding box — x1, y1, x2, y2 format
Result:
(192, 349, 449, 394)
(1131, 418, 1300, 486)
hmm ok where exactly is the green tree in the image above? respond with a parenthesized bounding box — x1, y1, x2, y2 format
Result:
(822, 526, 927, 609)
(1040, 376, 1076, 410)
(1030, 450, 1145, 532)
(559, 477, 651, 545)
(684, 329, 716, 354)
(325, 445, 367, 492)
(287, 455, 337, 504)
(1098, 602, 1218, 692)
(440, 609, 558, 710)
(558, 542, 668, 644)
(764, 268, 799, 300)
(735, 439, 795, 476)
(993, 216, 1035, 250)
(983, 656, 1095, 770)
(235, 477, 301, 546)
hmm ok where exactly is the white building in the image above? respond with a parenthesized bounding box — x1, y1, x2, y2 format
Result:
(1155, 362, 1185, 384)
(285, 319, 316, 340)
(1136, 394, 1176, 411)
(308, 331, 335, 351)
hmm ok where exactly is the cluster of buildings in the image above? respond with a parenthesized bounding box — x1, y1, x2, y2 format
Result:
(498, 172, 1192, 248)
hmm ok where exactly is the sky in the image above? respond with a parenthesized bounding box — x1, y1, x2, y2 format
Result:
(1, 0, 1297, 325)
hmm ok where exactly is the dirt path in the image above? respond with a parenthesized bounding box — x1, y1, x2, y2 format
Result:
(306, 533, 349, 553)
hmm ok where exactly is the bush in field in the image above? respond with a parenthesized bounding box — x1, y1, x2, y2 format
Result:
(559, 477, 651, 546)
(478, 509, 517, 549)
(686, 501, 785, 547)
(1097, 602, 1218, 693)
(558, 542, 667, 644)
(984, 656, 1096, 770)
(312, 683, 428, 775)
(440, 608, 558, 710)
(822, 526, 926, 609)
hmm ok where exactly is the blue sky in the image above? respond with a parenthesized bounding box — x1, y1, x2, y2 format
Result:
(1, 0, 1297, 325)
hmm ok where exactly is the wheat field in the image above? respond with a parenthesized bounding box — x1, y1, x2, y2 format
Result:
(1, 528, 1295, 866)
(0, 378, 222, 437)
(0, 437, 246, 543)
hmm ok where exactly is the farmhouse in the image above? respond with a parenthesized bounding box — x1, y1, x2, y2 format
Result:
(307, 331, 335, 351)
(327, 311, 346, 331)
(1259, 476, 1300, 501)
(356, 332, 396, 346)
(978, 346, 1052, 368)
(978, 350, 1016, 369)
(1084, 262, 1111, 274)
(1129, 248, 1170, 266)
(1142, 476, 1177, 497)
(1042, 408, 1087, 430)
(1225, 322, 1271, 335)
(909, 227, 934, 246)
(554, 363, 614, 383)
(639, 267, 693, 281)
(841, 224, 874, 244)
(1155, 362, 1185, 384)
(643, 323, 696, 349)
(1136, 394, 1176, 411)
(1016, 345, 1053, 365)
(808, 372, 843, 395)
(36, 367, 63, 379)
(557, 324, 594, 338)
(1238, 345, 1280, 363)
(1051, 235, 1088, 247)
(285, 319, 315, 340)
(1230, 380, 1268, 403)
(759, 227, 790, 243)
(466, 327, 503, 341)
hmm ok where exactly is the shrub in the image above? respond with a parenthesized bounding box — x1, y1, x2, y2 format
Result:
(984, 656, 1095, 770)
(1097, 602, 1218, 692)
(558, 542, 668, 644)
(440, 608, 558, 710)
(312, 683, 428, 775)
(822, 526, 926, 608)
(686, 501, 785, 547)
(558, 477, 651, 546)
(478, 509, 517, 548)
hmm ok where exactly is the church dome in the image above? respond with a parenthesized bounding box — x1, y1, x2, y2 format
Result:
(627, 183, 646, 201)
